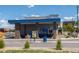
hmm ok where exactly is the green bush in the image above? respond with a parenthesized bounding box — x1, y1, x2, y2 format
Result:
(56, 40, 62, 50)
(63, 23, 74, 32)
(24, 40, 30, 49)
(0, 40, 5, 49)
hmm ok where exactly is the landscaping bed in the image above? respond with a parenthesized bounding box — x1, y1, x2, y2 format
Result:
(0, 48, 79, 53)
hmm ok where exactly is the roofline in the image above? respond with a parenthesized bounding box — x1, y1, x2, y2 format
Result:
(8, 18, 61, 24)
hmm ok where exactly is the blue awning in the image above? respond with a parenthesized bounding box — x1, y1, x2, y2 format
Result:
(8, 18, 60, 24)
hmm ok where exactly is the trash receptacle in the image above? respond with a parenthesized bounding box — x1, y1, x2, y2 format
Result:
(43, 36, 47, 42)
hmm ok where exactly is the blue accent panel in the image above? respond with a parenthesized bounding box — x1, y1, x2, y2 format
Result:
(8, 18, 60, 24)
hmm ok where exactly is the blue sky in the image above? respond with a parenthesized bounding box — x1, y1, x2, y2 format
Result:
(0, 5, 78, 28)
(0, 5, 77, 19)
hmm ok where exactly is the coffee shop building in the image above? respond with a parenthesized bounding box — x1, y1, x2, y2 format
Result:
(8, 15, 61, 39)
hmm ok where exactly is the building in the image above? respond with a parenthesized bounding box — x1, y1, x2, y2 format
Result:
(63, 21, 76, 25)
(8, 15, 61, 39)
(0, 28, 9, 32)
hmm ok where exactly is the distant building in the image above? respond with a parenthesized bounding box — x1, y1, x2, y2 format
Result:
(0, 28, 4, 32)
(63, 21, 76, 25)
(8, 15, 61, 39)
(0, 28, 9, 32)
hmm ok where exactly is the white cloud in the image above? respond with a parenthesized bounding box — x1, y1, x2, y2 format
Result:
(27, 5, 35, 8)
(15, 17, 19, 20)
(63, 16, 75, 21)
(0, 19, 14, 29)
(31, 14, 40, 17)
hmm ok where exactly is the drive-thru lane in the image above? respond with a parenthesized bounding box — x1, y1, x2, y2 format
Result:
(4, 39, 79, 48)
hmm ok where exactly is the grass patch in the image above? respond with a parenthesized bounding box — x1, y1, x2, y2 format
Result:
(0, 49, 52, 53)
(0, 49, 71, 53)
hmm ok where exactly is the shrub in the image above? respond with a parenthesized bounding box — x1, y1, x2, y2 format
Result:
(24, 40, 30, 49)
(0, 40, 5, 49)
(56, 39, 62, 50)
(63, 23, 74, 32)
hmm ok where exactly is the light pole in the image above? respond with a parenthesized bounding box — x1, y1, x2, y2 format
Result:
(76, 5, 79, 37)
(77, 6, 79, 32)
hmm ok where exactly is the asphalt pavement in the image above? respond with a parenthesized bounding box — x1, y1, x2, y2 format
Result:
(4, 39, 79, 48)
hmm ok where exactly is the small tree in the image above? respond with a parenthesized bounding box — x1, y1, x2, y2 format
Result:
(0, 40, 5, 49)
(24, 40, 30, 49)
(0, 32, 5, 49)
(56, 39, 62, 50)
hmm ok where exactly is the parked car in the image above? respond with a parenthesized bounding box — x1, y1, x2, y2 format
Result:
(5, 32, 15, 39)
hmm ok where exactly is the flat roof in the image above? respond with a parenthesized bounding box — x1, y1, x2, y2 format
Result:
(8, 17, 60, 24)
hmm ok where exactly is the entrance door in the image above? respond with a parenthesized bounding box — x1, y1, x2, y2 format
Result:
(25, 30, 32, 38)
(20, 30, 26, 38)
(38, 26, 53, 38)
(20, 30, 32, 38)
(38, 26, 48, 38)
